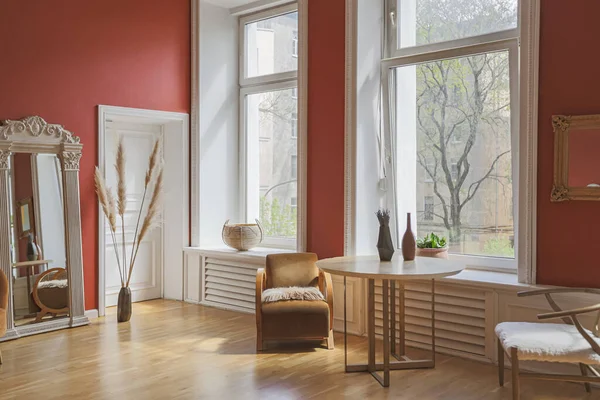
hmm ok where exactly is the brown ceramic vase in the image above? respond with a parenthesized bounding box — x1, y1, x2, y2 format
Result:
(401, 213, 416, 261)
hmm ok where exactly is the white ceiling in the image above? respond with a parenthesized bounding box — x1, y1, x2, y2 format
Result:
(203, 0, 256, 8)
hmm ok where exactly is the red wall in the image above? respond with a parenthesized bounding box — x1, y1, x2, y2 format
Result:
(536, 1, 600, 286)
(0, 0, 191, 310)
(306, 0, 346, 259)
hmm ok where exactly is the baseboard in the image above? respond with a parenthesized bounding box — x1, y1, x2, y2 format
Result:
(84, 309, 99, 319)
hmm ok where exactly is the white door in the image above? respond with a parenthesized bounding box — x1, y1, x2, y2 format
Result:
(104, 121, 163, 306)
(98, 106, 189, 315)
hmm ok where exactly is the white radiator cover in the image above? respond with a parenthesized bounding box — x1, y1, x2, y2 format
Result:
(374, 280, 491, 362)
(183, 247, 293, 314)
(204, 258, 257, 312)
(183, 249, 599, 366)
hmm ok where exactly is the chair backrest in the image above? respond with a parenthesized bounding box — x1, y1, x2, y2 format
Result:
(0, 269, 8, 311)
(265, 253, 319, 289)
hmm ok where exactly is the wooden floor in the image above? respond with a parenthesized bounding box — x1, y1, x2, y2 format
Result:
(0, 300, 598, 400)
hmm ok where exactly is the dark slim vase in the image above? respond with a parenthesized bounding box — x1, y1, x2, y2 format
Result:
(401, 213, 416, 261)
(377, 223, 395, 262)
(117, 287, 132, 322)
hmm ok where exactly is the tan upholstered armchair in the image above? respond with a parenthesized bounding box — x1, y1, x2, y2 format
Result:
(0, 269, 8, 364)
(256, 253, 334, 351)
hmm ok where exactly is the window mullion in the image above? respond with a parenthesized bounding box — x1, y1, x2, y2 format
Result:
(382, 38, 519, 69)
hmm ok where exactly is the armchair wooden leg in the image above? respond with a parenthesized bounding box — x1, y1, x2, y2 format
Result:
(580, 363, 592, 393)
(256, 332, 263, 352)
(0, 348, 3, 365)
(498, 338, 504, 387)
(511, 347, 520, 400)
(326, 330, 334, 350)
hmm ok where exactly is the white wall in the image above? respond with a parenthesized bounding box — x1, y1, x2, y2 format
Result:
(198, 1, 240, 247)
(354, 0, 385, 255)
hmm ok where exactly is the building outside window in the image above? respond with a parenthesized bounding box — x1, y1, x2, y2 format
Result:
(291, 155, 297, 179)
(423, 196, 434, 221)
(292, 30, 298, 57)
(291, 112, 297, 138)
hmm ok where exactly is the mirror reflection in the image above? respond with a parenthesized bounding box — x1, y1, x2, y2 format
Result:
(8, 153, 69, 326)
(568, 128, 600, 188)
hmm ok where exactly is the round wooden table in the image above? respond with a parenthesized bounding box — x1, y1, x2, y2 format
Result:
(317, 255, 464, 387)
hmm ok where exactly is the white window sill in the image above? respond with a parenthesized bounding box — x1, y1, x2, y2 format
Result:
(183, 248, 538, 291)
(184, 246, 297, 262)
(443, 268, 535, 291)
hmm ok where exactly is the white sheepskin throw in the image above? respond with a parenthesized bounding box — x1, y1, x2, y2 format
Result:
(262, 286, 325, 303)
(37, 279, 68, 289)
(496, 321, 600, 364)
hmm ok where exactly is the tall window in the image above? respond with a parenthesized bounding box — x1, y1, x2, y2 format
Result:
(241, 4, 299, 248)
(385, 0, 518, 268)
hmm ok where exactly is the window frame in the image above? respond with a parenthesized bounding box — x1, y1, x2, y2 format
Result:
(382, 0, 520, 271)
(239, 3, 300, 250)
(239, 3, 299, 88)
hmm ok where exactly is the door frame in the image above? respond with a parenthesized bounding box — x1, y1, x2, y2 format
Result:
(97, 105, 189, 317)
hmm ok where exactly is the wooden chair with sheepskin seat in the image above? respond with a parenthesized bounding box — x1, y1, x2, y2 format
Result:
(32, 267, 69, 323)
(256, 253, 334, 351)
(496, 288, 600, 399)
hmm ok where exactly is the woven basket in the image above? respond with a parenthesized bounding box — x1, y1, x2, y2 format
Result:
(222, 219, 264, 251)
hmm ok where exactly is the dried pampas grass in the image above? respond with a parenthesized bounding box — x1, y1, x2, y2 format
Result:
(95, 136, 164, 289)
(145, 139, 160, 188)
(116, 137, 127, 216)
(94, 167, 125, 286)
(127, 166, 163, 287)
(94, 167, 111, 227)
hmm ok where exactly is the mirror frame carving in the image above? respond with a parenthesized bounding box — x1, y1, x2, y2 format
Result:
(552, 114, 600, 202)
(0, 116, 89, 341)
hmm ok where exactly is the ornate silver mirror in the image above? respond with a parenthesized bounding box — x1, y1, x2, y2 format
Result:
(0, 116, 89, 340)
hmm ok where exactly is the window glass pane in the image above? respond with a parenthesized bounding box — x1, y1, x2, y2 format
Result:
(396, 0, 517, 49)
(395, 50, 514, 259)
(246, 88, 297, 241)
(245, 12, 298, 78)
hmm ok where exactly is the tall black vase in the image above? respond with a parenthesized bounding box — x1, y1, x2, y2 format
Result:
(377, 224, 395, 261)
(117, 287, 132, 322)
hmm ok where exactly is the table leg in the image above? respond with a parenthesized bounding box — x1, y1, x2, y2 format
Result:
(344, 277, 436, 388)
(368, 279, 375, 373)
(399, 282, 406, 357)
(382, 279, 390, 387)
(431, 278, 436, 367)
(344, 276, 348, 371)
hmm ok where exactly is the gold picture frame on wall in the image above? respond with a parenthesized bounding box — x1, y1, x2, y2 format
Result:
(16, 197, 34, 238)
(552, 114, 600, 201)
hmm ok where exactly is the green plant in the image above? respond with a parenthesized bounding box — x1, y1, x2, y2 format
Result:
(259, 196, 297, 238)
(417, 233, 447, 249)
